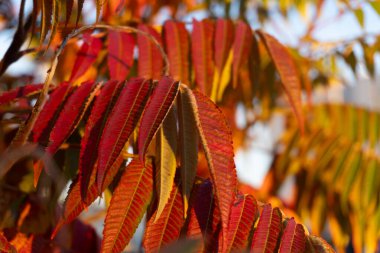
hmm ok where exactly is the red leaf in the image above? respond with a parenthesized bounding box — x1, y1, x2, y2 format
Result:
(46, 81, 98, 154)
(137, 24, 163, 80)
(214, 19, 234, 72)
(185, 87, 237, 250)
(256, 31, 304, 133)
(32, 83, 71, 145)
(0, 233, 16, 253)
(69, 33, 102, 83)
(226, 194, 259, 252)
(143, 179, 185, 252)
(0, 84, 42, 106)
(163, 20, 190, 84)
(279, 218, 306, 253)
(97, 78, 151, 191)
(251, 204, 283, 253)
(191, 19, 214, 95)
(107, 31, 135, 80)
(138, 76, 179, 162)
(51, 154, 124, 239)
(101, 160, 153, 253)
(186, 179, 220, 253)
(232, 20, 252, 88)
(79, 80, 124, 200)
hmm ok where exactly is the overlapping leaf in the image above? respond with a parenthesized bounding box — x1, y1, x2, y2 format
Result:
(155, 108, 178, 221)
(46, 81, 98, 154)
(163, 20, 190, 84)
(257, 30, 304, 132)
(184, 86, 237, 250)
(0, 84, 42, 106)
(143, 179, 185, 252)
(51, 154, 124, 239)
(138, 76, 179, 163)
(251, 204, 283, 252)
(214, 19, 234, 73)
(278, 218, 306, 253)
(79, 80, 124, 200)
(102, 160, 153, 253)
(107, 31, 135, 80)
(226, 194, 259, 252)
(97, 78, 150, 191)
(32, 83, 71, 145)
(137, 24, 163, 80)
(177, 89, 198, 216)
(69, 34, 102, 83)
(232, 20, 252, 88)
(191, 19, 214, 95)
(306, 235, 335, 253)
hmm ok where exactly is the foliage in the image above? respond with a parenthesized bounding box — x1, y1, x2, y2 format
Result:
(1, 0, 380, 252)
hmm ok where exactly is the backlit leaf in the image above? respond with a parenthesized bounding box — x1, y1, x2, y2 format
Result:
(257, 31, 304, 133)
(32, 83, 71, 145)
(143, 179, 185, 252)
(185, 86, 237, 250)
(178, 88, 198, 216)
(79, 80, 124, 200)
(214, 19, 234, 73)
(226, 194, 259, 252)
(51, 154, 124, 239)
(107, 31, 135, 80)
(137, 24, 163, 80)
(251, 204, 283, 253)
(97, 78, 150, 191)
(69, 33, 102, 83)
(278, 218, 306, 253)
(155, 108, 178, 221)
(46, 81, 98, 154)
(163, 20, 190, 84)
(191, 19, 214, 95)
(232, 20, 252, 88)
(101, 160, 153, 253)
(138, 76, 179, 163)
(0, 84, 42, 106)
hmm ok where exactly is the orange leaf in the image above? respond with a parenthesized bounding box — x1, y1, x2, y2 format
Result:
(214, 19, 234, 73)
(101, 160, 153, 252)
(185, 86, 237, 251)
(251, 204, 283, 253)
(191, 19, 214, 95)
(143, 179, 185, 252)
(279, 218, 306, 253)
(137, 24, 163, 80)
(257, 31, 304, 133)
(232, 20, 252, 88)
(226, 194, 259, 252)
